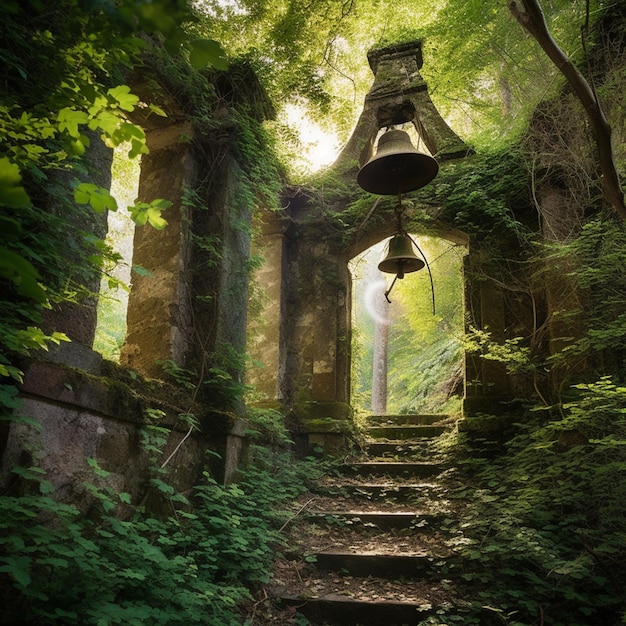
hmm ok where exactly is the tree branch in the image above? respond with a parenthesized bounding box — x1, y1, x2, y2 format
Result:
(509, 0, 626, 220)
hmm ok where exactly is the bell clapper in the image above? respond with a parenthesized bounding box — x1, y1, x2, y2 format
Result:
(384, 273, 400, 303)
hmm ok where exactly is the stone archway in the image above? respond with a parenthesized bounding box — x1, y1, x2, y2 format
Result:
(348, 229, 468, 417)
(245, 40, 519, 453)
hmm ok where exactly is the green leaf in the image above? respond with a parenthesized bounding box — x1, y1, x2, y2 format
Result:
(0, 556, 31, 587)
(0, 247, 46, 303)
(57, 107, 89, 137)
(132, 264, 152, 277)
(0, 157, 30, 208)
(128, 137, 149, 159)
(0, 384, 22, 407)
(129, 199, 170, 229)
(87, 457, 110, 478)
(90, 110, 120, 135)
(39, 479, 55, 494)
(107, 85, 139, 112)
(189, 39, 228, 71)
(11, 465, 46, 480)
(74, 183, 118, 213)
(0, 216, 21, 239)
(149, 103, 167, 117)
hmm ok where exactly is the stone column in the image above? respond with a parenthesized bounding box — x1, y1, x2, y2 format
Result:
(279, 227, 353, 454)
(121, 123, 195, 378)
(540, 186, 584, 391)
(42, 132, 112, 373)
(246, 210, 289, 402)
(463, 252, 511, 415)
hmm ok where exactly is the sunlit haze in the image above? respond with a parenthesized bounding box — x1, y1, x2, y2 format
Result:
(283, 103, 341, 173)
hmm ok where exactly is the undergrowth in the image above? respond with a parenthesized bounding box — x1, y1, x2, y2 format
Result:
(427, 376, 626, 625)
(0, 429, 326, 625)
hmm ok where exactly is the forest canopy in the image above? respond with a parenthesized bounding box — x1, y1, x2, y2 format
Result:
(192, 0, 599, 162)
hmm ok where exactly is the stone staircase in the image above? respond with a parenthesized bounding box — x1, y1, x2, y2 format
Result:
(264, 413, 462, 625)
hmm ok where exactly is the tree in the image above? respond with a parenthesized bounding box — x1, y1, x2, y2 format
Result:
(509, 0, 626, 220)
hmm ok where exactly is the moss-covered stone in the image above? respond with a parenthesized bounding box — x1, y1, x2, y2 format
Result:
(292, 401, 353, 421)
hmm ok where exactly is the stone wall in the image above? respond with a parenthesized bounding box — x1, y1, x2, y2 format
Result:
(2, 360, 247, 508)
(2, 57, 274, 499)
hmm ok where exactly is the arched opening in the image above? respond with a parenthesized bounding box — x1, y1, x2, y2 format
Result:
(350, 233, 467, 417)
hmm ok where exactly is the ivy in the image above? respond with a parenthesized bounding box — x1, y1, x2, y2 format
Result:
(0, 0, 228, 405)
(432, 375, 626, 624)
(0, 411, 320, 624)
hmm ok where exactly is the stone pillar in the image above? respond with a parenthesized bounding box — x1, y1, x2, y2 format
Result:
(246, 210, 289, 402)
(463, 252, 511, 415)
(121, 123, 195, 378)
(281, 236, 351, 405)
(540, 186, 584, 391)
(280, 228, 353, 453)
(42, 132, 112, 373)
(212, 160, 253, 414)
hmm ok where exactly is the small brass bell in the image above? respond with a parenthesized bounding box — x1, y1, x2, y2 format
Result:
(357, 129, 439, 195)
(378, 234, 424, 279)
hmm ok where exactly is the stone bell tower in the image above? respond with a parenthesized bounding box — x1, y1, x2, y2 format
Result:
(333, 40, 471, 175)
(246, 41, 477, 453)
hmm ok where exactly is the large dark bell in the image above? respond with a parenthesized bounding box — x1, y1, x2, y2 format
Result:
(357, 129, 439, 195)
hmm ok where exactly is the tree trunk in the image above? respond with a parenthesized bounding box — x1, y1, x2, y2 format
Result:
(371, 282, 389, 414)
(509, 0, 626, 220)
(371, 320, 388, 415)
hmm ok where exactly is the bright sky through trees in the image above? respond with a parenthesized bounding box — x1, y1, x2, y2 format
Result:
(191, 0, 594, 174)
(283, 103, 341, 172)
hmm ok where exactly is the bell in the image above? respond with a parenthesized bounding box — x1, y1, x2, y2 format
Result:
(357, 129, 439, 195)
(378, 234, 424, 279)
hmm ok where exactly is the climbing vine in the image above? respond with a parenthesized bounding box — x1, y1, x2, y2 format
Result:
(0, 0, 226, 411)
(0, 409, 323, 625)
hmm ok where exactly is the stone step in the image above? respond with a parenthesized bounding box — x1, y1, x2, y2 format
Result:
(363, 441, 440, 457)
(314, 551, 434, 579)
(367, 414, 448, 426)
(280, 595, 437, 625)
(268, 411, 458, 625)
(367, 425, 449, 440)
(314, 481, 443, 503)
(305, 510, 444, 530)
(343, 461, 443, 478)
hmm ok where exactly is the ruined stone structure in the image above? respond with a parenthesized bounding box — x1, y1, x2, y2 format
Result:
(4, 41, 524, 504)
(247, 41, 515, 451)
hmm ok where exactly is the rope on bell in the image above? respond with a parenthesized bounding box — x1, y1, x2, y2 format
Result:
(408, 233, 436, 316)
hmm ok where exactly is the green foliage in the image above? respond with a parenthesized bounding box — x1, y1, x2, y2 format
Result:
(461, 215, 626, 400)
(464, 327, 533, 375)
(93, 291, 128, 361)
(0, 0, 226, 401)
(0, 415, 317, 625)
(545, 217, 626, 379)
(232, 108, 283, 213)
(204, 343, 252, 407)
(434, 151, 533, 248)
(194, 0, 597, 161)
(436, 376, 626, 624)
(387, 238, 466, 413)
(246, 406, 293, 446)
